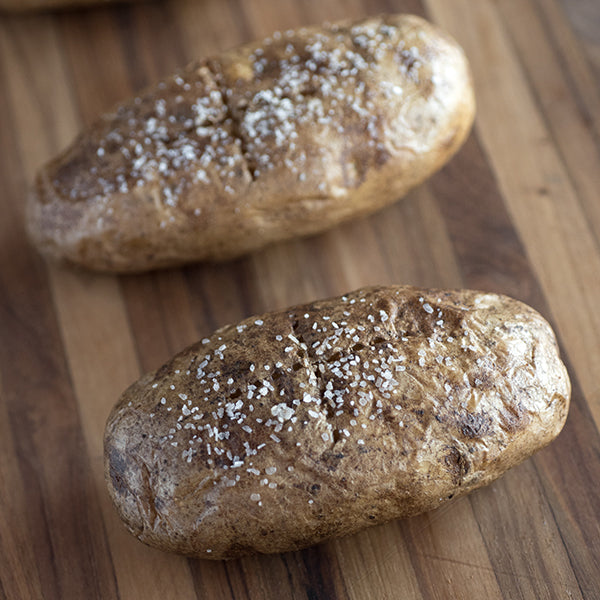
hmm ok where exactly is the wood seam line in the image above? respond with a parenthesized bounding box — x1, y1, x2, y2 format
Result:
(310, 546, 353, 600)
(532, 356, 600, 588)
(492, 0, 600, 251)
(220, 562, 238, 600)
(424, 0, 600, 428)
(363, 187, 461, 289)
(231, 556, 257, 599)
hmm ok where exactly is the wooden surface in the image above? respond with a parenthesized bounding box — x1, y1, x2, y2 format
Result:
(0, 0, 599, 598)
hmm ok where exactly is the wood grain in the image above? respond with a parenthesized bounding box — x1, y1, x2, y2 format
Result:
(0, 0, 598, 598)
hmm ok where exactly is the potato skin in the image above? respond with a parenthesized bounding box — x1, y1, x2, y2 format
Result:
(28, 14, 474, 272)
(104, 286, 570, 559)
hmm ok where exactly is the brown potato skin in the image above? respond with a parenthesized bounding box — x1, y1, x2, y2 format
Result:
(104, 286, 570, 559)
(28, 14, 475, 272)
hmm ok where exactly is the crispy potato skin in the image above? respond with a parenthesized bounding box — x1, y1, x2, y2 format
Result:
(104, 286, 570, 559)
(28, 14, 475, 272)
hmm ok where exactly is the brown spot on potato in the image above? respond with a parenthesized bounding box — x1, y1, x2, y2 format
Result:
(499, 402, 527, 433)
(395, 297, 435, 337)
(444, 446, 470, 485)
(459, 412, 490, 439)
(109, 448, 130, 497)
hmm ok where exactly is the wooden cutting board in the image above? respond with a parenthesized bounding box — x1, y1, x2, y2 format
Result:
(0, 0, 598, 598)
